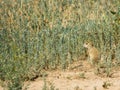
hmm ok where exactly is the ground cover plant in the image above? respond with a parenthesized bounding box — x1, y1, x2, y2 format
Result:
(0, 0, 120, 89)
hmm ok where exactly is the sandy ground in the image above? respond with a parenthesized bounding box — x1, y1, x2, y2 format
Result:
(23, 60, 120, 90)
(1, 60, 120, 90)
(23, 71, 120, 90)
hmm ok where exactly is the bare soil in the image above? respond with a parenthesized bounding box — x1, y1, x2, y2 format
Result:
(23, 60, 120, 90)
(1, 60, 120, 90)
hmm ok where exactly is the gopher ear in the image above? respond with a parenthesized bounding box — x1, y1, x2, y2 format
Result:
(91, 43, 94, 46)
(89, 42, 93, 46)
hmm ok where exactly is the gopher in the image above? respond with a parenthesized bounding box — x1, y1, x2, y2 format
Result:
(83, 41, 100, 65)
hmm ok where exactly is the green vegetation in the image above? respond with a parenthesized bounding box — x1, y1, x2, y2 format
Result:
(42, 78, 58, 90)
(79, 72, 85, 79)
(0, 0, 120, 89)
(102, 81, 112, 89)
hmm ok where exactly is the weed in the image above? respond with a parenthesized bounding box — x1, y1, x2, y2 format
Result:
(42, 78, 58, 90)
(0, 0, 119, 89)
(102, 81, 112, 89)
(79, 73, 86, 79)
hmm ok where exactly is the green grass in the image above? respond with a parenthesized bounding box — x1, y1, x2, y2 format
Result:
(0, 0, 120, 89)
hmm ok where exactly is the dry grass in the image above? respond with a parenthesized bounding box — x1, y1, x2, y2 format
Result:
(0, 0, 120, 89)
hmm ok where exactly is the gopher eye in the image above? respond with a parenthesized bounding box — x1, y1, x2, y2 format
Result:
(86, 42, 88, 45)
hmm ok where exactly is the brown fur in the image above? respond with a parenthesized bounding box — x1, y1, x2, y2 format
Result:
(83, 41, 100, 65)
